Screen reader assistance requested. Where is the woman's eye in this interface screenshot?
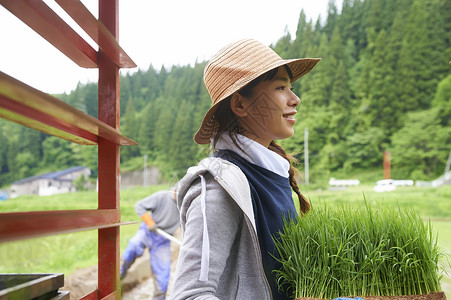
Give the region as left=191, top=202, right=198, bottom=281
left=278, top=86, right=286, bottom=91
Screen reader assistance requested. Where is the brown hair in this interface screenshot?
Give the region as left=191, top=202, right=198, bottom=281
left=212, top=66, right=310, bottom=215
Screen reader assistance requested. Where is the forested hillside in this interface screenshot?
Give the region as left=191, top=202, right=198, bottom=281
left=1, top=0, right=450, bottom=188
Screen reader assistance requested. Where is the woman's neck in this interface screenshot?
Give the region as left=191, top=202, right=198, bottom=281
left=214, top=133, right=290, bottom=178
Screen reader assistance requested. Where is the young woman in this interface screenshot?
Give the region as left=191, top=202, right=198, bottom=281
left=170, top=39, right=321, bottom=299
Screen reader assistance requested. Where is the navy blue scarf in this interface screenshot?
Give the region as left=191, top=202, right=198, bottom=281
left=215, top=150, right=297, bottom=300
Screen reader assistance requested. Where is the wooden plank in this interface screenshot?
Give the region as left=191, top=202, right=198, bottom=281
left=0, top=95, right=98, bottom=145
left=56, top=0, right=137, bottom=69
left=79, top=290, right=98, bottom=300
left=99, top=289, right=121, bottom=300
left=0, top=273, right=64, bottom=300
left=97, top=1, right=122, bottom=297
left=0, top=209, right=137, bottom=243
left=0, top=0, right=97, bottom=68
left=0, top=71, right=137, bottom=146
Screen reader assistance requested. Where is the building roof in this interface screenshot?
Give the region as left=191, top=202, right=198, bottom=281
left=12, top=166, right=89, bottom=185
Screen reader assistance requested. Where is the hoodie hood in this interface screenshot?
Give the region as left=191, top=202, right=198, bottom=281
left=176, top=157, right=255, bottom=229
left=175, top=156, right=256, bottom=282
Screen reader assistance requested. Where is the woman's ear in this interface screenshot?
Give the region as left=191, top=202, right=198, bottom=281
left=230, top=93, right=248, bottom=117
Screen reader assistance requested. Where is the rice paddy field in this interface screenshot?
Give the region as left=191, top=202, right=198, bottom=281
left=0, top=183, right=450, bottom=298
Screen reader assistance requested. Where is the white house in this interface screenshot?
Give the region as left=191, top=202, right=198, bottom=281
left=10, top=166, right=91, bottom=198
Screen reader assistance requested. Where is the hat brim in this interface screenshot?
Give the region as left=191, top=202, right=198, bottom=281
left=194, top=57, right=321, bottom=145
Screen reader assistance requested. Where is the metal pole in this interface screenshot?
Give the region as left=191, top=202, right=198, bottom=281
left=156, top=228, right=181, bottom=246
left=143, top=154, right=148, bottom=187
left=383, top=151, right=391, bottom=179
left=304, top=127, right=309, bottom=185
left=98, top=1, right=121, bottom=297
left=444, top=148, right=451, bottom=175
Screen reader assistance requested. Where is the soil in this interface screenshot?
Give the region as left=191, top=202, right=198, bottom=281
left=297, top=291, right=447, bottom=300
left=60, top=230, right=181, bottom=299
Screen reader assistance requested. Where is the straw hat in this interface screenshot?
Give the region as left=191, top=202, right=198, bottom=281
left=194, top=38, right=321, bottom=145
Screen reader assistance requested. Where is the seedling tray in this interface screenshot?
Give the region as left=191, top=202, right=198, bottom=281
left=0, top=273, right=68, bottom=300
left=296, top=291, right=447, bottom=300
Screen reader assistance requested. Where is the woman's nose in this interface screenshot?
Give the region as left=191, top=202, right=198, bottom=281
left=289, top=90, right=300, bottom=107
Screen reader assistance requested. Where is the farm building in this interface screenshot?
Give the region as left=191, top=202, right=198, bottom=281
left=10, top=166, right=91, bottom=198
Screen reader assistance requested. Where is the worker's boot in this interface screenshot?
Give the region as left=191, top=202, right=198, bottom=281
left=120, top=257, right=133, bottom=280
left=153, top=275, right=166, bottom=300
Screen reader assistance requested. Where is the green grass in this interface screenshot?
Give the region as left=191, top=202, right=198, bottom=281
left=0, top=184, right=450, bottom=298
left=302, top=184, right=451, bottom=219
left=0, top=184, right=169, bottom=275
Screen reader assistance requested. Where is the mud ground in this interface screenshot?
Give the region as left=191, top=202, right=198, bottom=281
left=61, top=230, right=180, bottom=299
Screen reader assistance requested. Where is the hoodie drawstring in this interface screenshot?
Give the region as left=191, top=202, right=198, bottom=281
left=199, top=174, right=210, bottom=281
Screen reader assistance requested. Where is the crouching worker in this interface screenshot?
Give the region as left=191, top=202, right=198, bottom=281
left=120, top=189, right=180, bottom=300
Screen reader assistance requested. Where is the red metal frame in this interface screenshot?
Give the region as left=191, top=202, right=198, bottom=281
left=0, top=71, right=136, bottom=145
left=0, top=1, right=136, bottom=299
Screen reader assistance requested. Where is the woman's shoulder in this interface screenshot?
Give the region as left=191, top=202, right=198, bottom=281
left=178, top=156, right=245, bottom=186
left=179, top=157, right=253, bottom=214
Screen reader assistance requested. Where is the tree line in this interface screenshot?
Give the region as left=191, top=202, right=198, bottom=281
left=0, top=0, right=450, bottom=188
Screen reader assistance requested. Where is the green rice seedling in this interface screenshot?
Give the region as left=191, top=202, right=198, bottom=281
left=273, top=199, right=446, bottom=299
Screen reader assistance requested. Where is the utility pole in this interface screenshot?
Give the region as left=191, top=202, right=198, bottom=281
left=383, top=151, right=391, bottom=179
left=143, top=154, right=148, bottom=187
left=444, top=148, right=451, bottom=175
left=305, top=127, right=309, bottom=185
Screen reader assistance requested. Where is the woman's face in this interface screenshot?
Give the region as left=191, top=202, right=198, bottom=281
left=237, top=67, right=300, bottom=147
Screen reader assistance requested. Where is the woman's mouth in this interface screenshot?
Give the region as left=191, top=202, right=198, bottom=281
left=283, top=112, right=296, bottom=120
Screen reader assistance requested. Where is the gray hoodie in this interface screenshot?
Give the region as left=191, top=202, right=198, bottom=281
left=170, top=157, right=272, bottom=300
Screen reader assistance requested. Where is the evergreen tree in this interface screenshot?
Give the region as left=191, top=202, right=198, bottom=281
left=367, top=29, right=400, bottom=134
left=137, top=102, right=158, bottom=157
left=338, top=0, right=366, bottom=53
left=71, top=144, right=97, bottom=177
left=323, top=0, right=338, bottom=39
left=344, top=127, right=385, bottom=171
left=396, top=0, right=434, bottom=111
left=425, top=0, right=451, bottom=93
left=169, top=101, right=197, bottom=174
left=143, top=65, right=161, bottom=101
left=293, top=10, right=309, bottom=57
left=84, top=83, right=98, bottom=117
left=121, top=96, right=141, bottom=160
left=301, top=33, right=331, bottom=107
left=120, top=73, right=132, bottom=111
left=1, top=0, right=450, bottom=184
left=328, top=28, right=352, bottom=140
left=365, top=0, right=385, bottom=33
left=291, top=12, right=315, bottom=94
left=432, top=74, right=451, bottom=126
left=153, top=97, right=176, bottom=158
left=0, top=126, right=8, bottom=181
left=391, top=108, right=451, bottom=179
left=273, top=27, right=292, bottom=59
left=41, top=136, right=77, bottom=171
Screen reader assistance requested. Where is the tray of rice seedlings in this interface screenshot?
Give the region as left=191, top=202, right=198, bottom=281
left=273, top=200, right=448, bottom=300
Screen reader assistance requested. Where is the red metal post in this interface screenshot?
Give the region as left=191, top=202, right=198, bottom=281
left=383, top=151, right=391, bottom=179
left=97, top=0, right=121, bottom=298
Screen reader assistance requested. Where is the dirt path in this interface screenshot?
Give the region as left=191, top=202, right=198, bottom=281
left=61, top=233, right=180, bottom=299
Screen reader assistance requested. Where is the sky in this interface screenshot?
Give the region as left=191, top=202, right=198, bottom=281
left=0, top=0, right=342, bottom=94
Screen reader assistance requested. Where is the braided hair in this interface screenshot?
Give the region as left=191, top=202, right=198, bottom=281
left=268, top=141, right=310, bottom=214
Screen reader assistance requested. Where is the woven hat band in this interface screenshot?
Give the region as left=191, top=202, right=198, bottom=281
left=204, top=39, right=282, bottom=104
